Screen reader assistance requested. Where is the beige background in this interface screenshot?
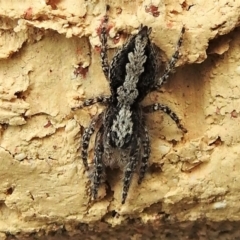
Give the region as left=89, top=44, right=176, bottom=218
left=0, top=0, right=240, bottom=239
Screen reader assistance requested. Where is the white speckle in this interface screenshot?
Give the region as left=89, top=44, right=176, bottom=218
left=212, top=201, right=227, bottom=209
left=159, top=145, right=171, bottom=155
left=65, top=120, right=78, bottom=132
left=15, top=153, right=26, bottom=161
left=236, top=66, right=240, bottom=75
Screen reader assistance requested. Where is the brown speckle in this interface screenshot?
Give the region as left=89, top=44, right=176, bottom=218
left=6, top=187, right=14, bottom=195
left=145, top=5, right=160, bottom=17
left=116, top=7, right=122, bottom=14
left=46, top=0, right=60, bottom=10
left=74, top=63, right=89, bottom=78
left=24, top=7, right=33, bottom=20
left=44, top=120, right=52, bottom=128
left=231, top=110, right=238, bottom=118
left=113, top=32, right=121, bottom=44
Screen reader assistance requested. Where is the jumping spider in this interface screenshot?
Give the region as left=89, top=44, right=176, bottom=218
left=73, top=16, right=187, bottom=204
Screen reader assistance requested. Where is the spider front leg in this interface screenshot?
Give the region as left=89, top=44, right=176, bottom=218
left=155, top=27, right=185, bottom=89
left=72, top=96, right=111, bottom=110
left=92, top=126, right=105, bottom=200
left=100, top=15, right=109, bottom=79
left=122, top=137, right=141, bottom=204
left=143, top=103, right=187, bottom=133
left=138, top=123, right=150, bottom=184
left=81, top=112, right=104, bottom=170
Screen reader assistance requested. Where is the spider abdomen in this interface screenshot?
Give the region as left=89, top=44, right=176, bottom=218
left=110, top=26, right=158, bottom=104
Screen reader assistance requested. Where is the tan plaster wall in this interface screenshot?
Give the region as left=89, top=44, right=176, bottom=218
left=1, top=0, right=240, bottom=239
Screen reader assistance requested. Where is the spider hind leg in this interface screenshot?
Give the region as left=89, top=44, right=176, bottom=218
left=138, top=123, right=151, bottom=184
left=92, top=125, right=105, bottom=200
left=81, top=113, right=104, bottom=170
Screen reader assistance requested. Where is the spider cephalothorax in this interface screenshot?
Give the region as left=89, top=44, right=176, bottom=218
left=73, top=16, right=187, bottom=204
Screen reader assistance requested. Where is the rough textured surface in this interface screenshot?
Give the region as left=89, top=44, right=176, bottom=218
left=1, top=0, right=240, bottom=239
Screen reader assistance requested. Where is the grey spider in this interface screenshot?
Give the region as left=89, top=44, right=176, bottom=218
left=73, top=16, right=187, bottom=204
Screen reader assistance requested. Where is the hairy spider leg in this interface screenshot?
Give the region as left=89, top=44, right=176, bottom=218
left=122, top=137, right=141, bottom=204
left=100, top=15, right=109, bottom=79
left=72, top=96, right=111, bottom=110
left=138, top=122, right=151, bottom=184
left=92, top=125, right=105, bottom=200
left=81, top=113, right=104, bottom=170
left=102, top=139, right=113, bottom=167
left=143, top=103, right=187, bottom=133
left=155, top=27, right=185, bottom=89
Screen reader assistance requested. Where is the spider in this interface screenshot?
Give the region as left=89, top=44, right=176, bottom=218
left=73, top=16, right=187, bottom=204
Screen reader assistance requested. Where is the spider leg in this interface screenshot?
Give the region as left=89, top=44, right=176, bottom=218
left=72, top=96, right=111, bottom=110
left=104, top=144, right=113, bottom=167
left=122, top=137, right=141, bottom=204
left=81, top=112, right=104, bottom=170
left=143, top=103, right=187, bottom=133
left=155, top=27, right=185, bottom=89
left=100, top=15, right=109, bottom=79
left=92, top=125, right=105, bottom=200
left=138, top=122, right=150, bottom=184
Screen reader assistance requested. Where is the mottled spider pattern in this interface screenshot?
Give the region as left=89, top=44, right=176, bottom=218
left=73, top=16, right=187, bottom=204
